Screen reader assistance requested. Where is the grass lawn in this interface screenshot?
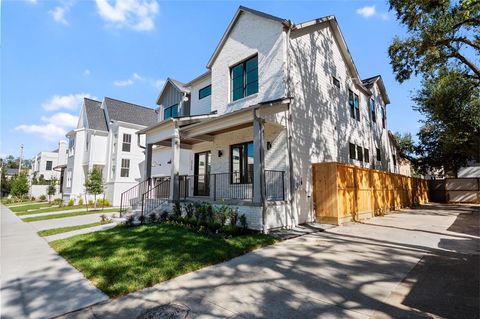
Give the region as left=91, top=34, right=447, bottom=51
left=9, top=203, right=52, bottom=212
left=22, top=208, right=119, bottom=222
left=37, top=221, right=113, bottom=237
left=16, top=205, right=103, bottom=216
left=50, top=224, right=277, bottom=297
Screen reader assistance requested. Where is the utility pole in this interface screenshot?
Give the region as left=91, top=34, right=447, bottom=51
left=18, top=144, right=24, bottom=174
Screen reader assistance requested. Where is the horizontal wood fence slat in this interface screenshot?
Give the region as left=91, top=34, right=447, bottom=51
left=312, top=162, right=429, bottom=225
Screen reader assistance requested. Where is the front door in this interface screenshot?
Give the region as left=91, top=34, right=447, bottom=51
left=194, top=151, right=211, bottom=196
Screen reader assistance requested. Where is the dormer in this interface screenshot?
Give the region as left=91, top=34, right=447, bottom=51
left=156, top=78, right=190, bottom=121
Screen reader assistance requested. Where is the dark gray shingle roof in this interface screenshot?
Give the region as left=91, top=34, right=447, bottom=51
left=361, top=75, right=381, bottom=89
left=103, top=97, right=157, bottom=127
left=84, top=98, right=108, bottom=131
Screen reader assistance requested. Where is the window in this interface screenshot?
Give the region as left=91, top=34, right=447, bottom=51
left=376, top=148, right=381, bottom=161
left=393, top=155, right=397, bottom=166
left=68, top=138, right=75, bottom=149
left=199, top=85, right=211, bottom=99
left=332, top=76, right=340, bottom=88
left=46, top=161, right=53, bottom=171
left=231, top=55, right=258, bottom=102
left=381, top=106, right=386, bottom=128
left=164, top=104, right=178, bottom=120
left=364, top=148, right=370, bottom=163
left=357, top=145, right=363, bottom=162
left=349, top=143, right=356, bottom=160
left=120, top=159, right=130, bottom=177
left=230, top=142, right=254, bottom=184
left=370, top=99, right=376, bottom=122
left=348, top=90, right=360, bottom=121
left=66, top=170, right=72, bottom=187
left=122, top=134, right=131, bottom=152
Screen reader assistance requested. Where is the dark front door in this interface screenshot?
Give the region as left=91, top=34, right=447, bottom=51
left=194, top=151, right=211, bottom=196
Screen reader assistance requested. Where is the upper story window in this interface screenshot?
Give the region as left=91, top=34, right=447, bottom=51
left=199, top=85, right=212, bottom=99
left=376, top=148, right=381, bottom=161
left=122, top=134, right=131, bottom=152
left=381, top=106, right=386, bottom=129
left=370, top=98, right=376, bottom=122
left=231, top=55, right=258, bottom=102
left=332, top=76, right=340, bottom=88
left=356, top=145, right=363, bottom=162
left=164, top=104, right=178, bottom=120
left=46, top=161, right=53, bottom=171
left=364, top=148, right=370, bottom=163
left=393, top=155, right=397, bottom=166
left=230, top=142, right=254, bottom=184
left=349, top=143, right=356, bottom=160
left=120, top=159, right=130, bottom=177
left=348, top=90, right=360, bottom=121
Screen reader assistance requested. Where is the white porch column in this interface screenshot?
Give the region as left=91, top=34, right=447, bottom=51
left=170, top=123, right=180, bottom=201
left=253, top=112, right=265, bottom=204
left=145, top=143, right=153, bottom=181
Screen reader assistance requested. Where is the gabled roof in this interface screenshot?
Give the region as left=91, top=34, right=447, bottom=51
left=103, top=97, right=157, bottom=127
left=362, top=75, right=390, bottom=105
left=84, top=98, right=108, bottom=131
left=156, top=78, right=189, bottom=105
left=207, top=6, right=290, bottom=68
left=184, top=70, right=211, bottom=86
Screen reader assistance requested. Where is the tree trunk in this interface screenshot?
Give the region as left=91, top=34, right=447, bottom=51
left=94, top=194, right=97, bottom=209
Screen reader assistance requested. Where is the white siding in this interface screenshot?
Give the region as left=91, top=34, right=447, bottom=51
left=189, top=76, right=212, bottom=116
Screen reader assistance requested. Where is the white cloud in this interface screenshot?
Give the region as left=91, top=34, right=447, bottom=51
left=153, top=79, right=165, bottom=90
left=15, top=112, right=79, bottom=141
left=356, top=5, right=376, bottom=18
left=113, top=79, right=134, bottom=87
left=356, top=5, right=389, bottom=20
left=50, top=6, right=69, bottom=25
left=24, top=0, right=37, bottom=3
left=83, top=69, right=91, bottom=76
left=132, top=73, right=143, bottom=80
left=42, top=93, right=96, bottom=111
left=95, top=0, right=159, bottom=31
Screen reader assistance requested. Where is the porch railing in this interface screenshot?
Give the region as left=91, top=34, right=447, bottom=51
left=177, top=170, right=285, bottom=202
left=119, top=178, right=152, bottom=216
left=141, top=177, right=170, bottom=216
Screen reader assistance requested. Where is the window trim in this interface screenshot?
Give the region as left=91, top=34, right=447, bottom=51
left=230, top=141, right=254, bottom=184
left=46, top=160, right=53, bottom=171
left=356, top=145, right=363, bottom=162
left=332, top=76, right=340, bottom=88
left=198, top=85, right=212, bottom=100
left=364, top=148, right=370, bottom=163
left=370, top=98, right=376, bottom=123
left=120, top=158, right=130, bottom=178
left=122, top=133, right=131, bottom=152
left=230, top=55, right=258, bottom=102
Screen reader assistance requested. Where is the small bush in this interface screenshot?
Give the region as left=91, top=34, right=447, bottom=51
left=88, top=200, right=94, bottom=206
left=30, top=196, right=36, bottom=201
left=184, top=203, right=195, bottom=219
left=53, top=198, right=64, bottom=207
left=3, top=198, right=12, bottom=204
left=39, top=195, right=47, bottom=201
left=159, top=211, right=169, bottom=223
left=239, top=214, right=248, bottom=230
left=99, top=214, right=111, bottom=223
left=78, top=198, right=84, bottom=206
left=229, top=208, right=239, bottom=226
left=215, top=204, right=229, bottom=226
left=125, top=215, right=135, bottom=227
left=148, top=212, right=157, bottom=223
left=138, top=214, right=146, bottom=224
left=173, top=201, right=182, bottom=219
left=67, top=199, right=74, bottom=206
left=96, top=198, right=110, bottom=207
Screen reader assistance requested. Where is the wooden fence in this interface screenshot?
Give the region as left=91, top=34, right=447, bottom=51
left=312, top=162, right=429, bottom=225
left=429, top=178, right=479, bottom=203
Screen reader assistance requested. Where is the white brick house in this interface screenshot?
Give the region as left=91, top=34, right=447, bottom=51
left=134, top=6, right=400, bottom=231
left=62, top=97, right=156, bottom=206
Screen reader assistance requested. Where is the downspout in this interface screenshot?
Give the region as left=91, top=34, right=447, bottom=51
left=285, top=22, right=296, bottom=228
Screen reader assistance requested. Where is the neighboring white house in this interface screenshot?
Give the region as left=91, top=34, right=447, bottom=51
left=134, top=6, right=400, bottom=231
left=30, top=140, right=68, bottom=183
left=62, top=97, right=157, bottom=206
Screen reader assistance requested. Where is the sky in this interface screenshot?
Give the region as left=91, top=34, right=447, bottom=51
left=1, top=0, right=423, bottom=159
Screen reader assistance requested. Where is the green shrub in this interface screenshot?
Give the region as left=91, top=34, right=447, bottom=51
left=215, top=204, right=229, bottom=226
left=173, top=201, right=182, bottom=219
left=96, top=198, right=110, bottom=207
left=125, top=215, right=135, bottom=227
left=78, top=198, right=84, bottom=206
left=239, top=214, right=248, bottom=230
left=148, top=212, right=157, bottom=223
left=99, top=214, right=110, bottom=223
left=229, top=208, right=239, bottom=226
left=39, top=195, right=47, bottom=201
left=88, top=200, right=94, bottom=206
left=184, top=203, right=194, bottom=219
left=159, top=211, right=169, bottom=223
left=67, top=199, right=74, bottom=206
left=138, top=215, right=146, bottom=224
left=30, top=196, right=36, bottom=201
left=53, top=198, right=64, bottom=207
left=3, top=198, right=13, bottom=204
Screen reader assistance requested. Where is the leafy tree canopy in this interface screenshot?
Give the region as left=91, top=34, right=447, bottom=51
left=10, top=172, right=29, bottom=197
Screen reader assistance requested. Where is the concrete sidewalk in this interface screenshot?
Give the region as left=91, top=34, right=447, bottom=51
left=44, top=223, right=117, bottom=242
left=0, top=205, right=108, bottom=319
left=58, top=203, right=479, bottom=319
left=28, top=212, right=116, bottom=231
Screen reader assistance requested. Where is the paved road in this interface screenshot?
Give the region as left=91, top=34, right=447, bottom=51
left=0, top=205, right=108, bottom=319
left=59, top=203, right=479, bottom=319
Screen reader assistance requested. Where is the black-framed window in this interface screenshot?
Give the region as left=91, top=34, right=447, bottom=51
left=164, top=104, right=178, bottom=120
left=122, top=134, right=131, bottom=152
left=376, top=148, right=381, bottom=161
left=120, top=159, right=130, bottom=177
left=332, top=76, right=340, bottom=88
left=46, top=161, right=53, bottom=171
left=364, top=148, right=370, bottom=163
left=349, top=143, right=356, bottom=160
left=199, top=85, right=211, bottom=99
left=354, top=94, right=360, bottom=121
left=370, top=98, right=376, bottom=122
left=230, top=142, right=254, bottom=184
left=357, top=145, right=363, bottom=162
left=393, top=155, right=397, bottom=166
left=231, top=55, right=258, bottom=102
left=348, top=90, right=360, bottom=121
left=381, top=106, right=386, bottom=128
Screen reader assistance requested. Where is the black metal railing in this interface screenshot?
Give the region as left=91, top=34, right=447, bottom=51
left=177, top=170, right=285, bottom=202
left=120, top=178, right=152, bottom=216
left=141, top=178, right=170, bottom=216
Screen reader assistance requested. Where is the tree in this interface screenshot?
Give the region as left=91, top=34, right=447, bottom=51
left=414, top=68, right=480, bottom=176
left=10, top=172, right=29, bottom=197
left=47, top=178, right=57, bottom=203
left=31, top=172, right=38, bottom=185
left=1, top=169, right=11, bottom=197
left=393, top=132, right=416, bottom=161
left=85, top=168, right=103, bottom=209
left=388, top=0, right=480, bottom=83
left=38, top=174, right=46, bottom=185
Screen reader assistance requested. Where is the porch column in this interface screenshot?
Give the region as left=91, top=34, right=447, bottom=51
left=145, top=143, right=153, bottom=181
left=253, top=113, right=265, bottom=204
left=170, top=123, right=180, bottom=201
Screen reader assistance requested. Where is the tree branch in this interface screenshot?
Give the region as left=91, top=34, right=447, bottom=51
left=446, top=44, right=480, bottom=79
left=450, top=37, right=480, bottom=51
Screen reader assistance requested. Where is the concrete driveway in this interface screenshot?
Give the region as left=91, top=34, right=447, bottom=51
left=59, top=203, right=479, bottom=319
left=0, top=205, right=108, bottom=319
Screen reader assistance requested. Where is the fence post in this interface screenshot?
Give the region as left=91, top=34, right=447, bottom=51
left=282, top=171, right=285, bottom=201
